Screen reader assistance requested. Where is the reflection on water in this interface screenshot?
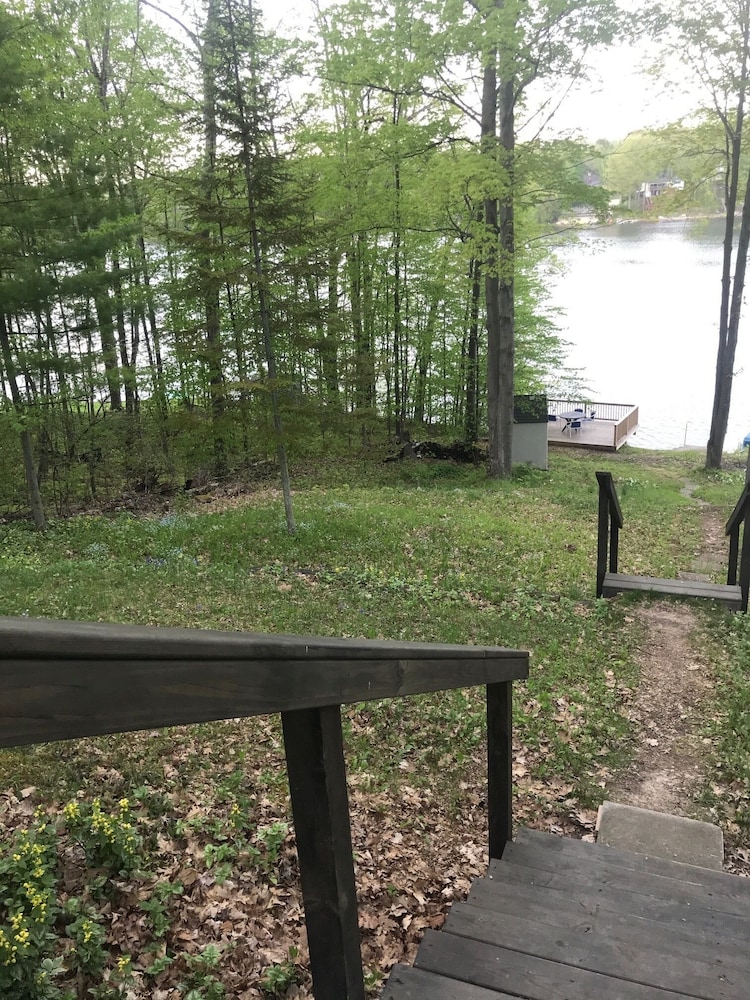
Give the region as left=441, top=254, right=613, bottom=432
left=547, top=218, right=750, bottom=451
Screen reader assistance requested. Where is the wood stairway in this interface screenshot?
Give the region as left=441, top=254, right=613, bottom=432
left=382, top=828, right=750, bottom=999
left=596, top=472, right=750, bottom=613
left=602, top=572, right=743, bottom=611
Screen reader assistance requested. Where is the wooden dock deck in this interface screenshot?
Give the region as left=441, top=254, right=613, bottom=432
left=383, top=827, right=750, bottom=1000
left=548, top=417, right=623, bottom=450
left=547, top=399, right=639, bottom=451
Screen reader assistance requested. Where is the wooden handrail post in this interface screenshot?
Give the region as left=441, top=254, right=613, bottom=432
left=487, top=681, right=513, bottom=860
left=740, top=511, right=750, bottom=613
left=596, top=476, right=610, bottom=597
left=282, top=706, right=365, bottom=1000
left=610, top=516, right=620, bottom=574
left=728, top=527, right=740, bottom=586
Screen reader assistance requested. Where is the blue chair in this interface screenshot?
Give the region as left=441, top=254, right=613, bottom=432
left=571, top=419, right=581, bottom=433
left=548, top=414, right=557, bottom=422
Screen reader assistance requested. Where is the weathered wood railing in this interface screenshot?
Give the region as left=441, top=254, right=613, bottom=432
left=0, top=615, right=529, bottom=1000
left=548, top=398, right=638, bottom=424
left=613, top=405, right=640, bottom=450
left=596, top=472, right=745, bottom=611
left=726, top=482, right=750, bottom=612
left=596, top=470, right=623, bottom=597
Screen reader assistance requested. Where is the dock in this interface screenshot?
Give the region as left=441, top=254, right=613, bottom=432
left=383, top=827, right=750, bottom=1000
left=547, top=399, right=639, bottom=451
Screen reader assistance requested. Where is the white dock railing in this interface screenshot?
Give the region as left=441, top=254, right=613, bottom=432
left=547, top=399, right=639, bottom=450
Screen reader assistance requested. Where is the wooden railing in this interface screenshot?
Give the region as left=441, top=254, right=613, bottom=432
left=548, top=399, right=638, bottom=424
left=596, top=470, right=623, bottom=597
left=0, top=616, right=529, bottom=1000
left=726, top=482, right=750, bottom=613
left=614, top=406, right=640, bottom=449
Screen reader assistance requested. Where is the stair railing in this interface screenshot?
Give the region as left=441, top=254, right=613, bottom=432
left=0, top=615, right=529, bottom=1000
left=726, top=482, right=750, bottom=613
left=596, top=471, right=624, bottom=598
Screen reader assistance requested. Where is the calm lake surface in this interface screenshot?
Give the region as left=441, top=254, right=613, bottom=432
left=547, top=218, right=750, bottom=451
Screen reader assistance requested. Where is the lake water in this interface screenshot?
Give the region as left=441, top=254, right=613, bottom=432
left=546, top=218, right=750, bottom=451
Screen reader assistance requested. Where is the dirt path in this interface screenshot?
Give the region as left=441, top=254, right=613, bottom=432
left=608, top=600, right=712, bottom=815
left=607, top=492, right=728, bottom=820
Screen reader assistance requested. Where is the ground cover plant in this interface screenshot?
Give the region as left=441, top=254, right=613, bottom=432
left=0, top=446, right=747, bottom=997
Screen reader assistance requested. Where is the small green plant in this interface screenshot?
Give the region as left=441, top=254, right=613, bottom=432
left=179, top=944, right=225, bottom=999
left=363, top=966, right=383, bottom=992
left=64, top=898, right=107, bottom=975
left=256, top=822, right=288, bottom=872
left=260, top=947, right=300, bottom=997
left=0, top=819, right=62, bottom=999
left=139, top=881, right=184, bottom=938
left=64, top=797, right=142, bottom=874
left=86, top=954, right=135, bottom=999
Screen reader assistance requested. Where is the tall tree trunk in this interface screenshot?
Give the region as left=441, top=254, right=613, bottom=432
left=94, top=283, right=123, bottom=411
left=482, top=0, right=514, bottom=479
left=0, top=313, right=46, bottom=530
left=226, top=0, right=295, bottom=534
left=496, top=68, right=515, bottom=474
left=706, top=4, right=750, bottom=468
left=202, top=0, right=227, bottom=478
left=393, top=199, right=403, bottom=435
left=350, top=233, right=376, bottom=431
left=465, top=255, right=481, bottom=444
left=708, top=166, right=750, bottom=466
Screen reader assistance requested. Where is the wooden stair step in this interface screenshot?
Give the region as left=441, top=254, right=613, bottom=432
left=478, top=858, right=750, bottom=932
left=515, top=828, right=747, bottom=894
left=444, top=899, right=747, bottom=999
left=459, top=877, right=750, bottom=971
left=382, top=827, right=750, bottom=1000
left=382, top=964, right=516, bottom=999
left=602, top=573, right=742, bottom=608
left=413, top=929, right=695, bottom=999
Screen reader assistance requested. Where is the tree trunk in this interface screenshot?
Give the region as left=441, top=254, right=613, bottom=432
left=706, top=6, right=750, bottom=468
left=226, top=0, right=295, bottom=534
left=465, top=255, right=481, bottom=445
left=94, top=284, right=123, bottom=411
left=0, top=313, right=46, bottom=530
left=202, top=0, right=227, bottom=479
left=496, top=69, right=515, bottom=476
left=324, top=251, right=341, bottom=401
left=480, top=0, right=514, bottom=479
left=708, top=164, right=750, bottom=467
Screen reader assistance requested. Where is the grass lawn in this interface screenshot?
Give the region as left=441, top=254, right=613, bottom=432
left=1, top=445, right=749, bottom=998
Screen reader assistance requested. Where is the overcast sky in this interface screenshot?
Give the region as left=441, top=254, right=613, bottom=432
left=271, top=0, right=699, bottom=143
left=525, top=43, right=698, bottom=142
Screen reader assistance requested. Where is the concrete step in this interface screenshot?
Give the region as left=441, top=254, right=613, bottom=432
left=596, top=800, right=724, bottom=870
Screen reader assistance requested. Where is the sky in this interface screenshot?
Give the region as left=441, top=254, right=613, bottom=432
left=524, top=43, right=698, bottom=142
left=150, top=0, right=701, bottom=144
left=272, top=0, right=699, bottom=144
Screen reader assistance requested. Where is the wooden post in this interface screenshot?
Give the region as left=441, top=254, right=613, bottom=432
left=740, top=512, right=750, bottom=613
left=487, top=681, right=513, bottom=860
left=596, top=476, right=610, bottom=597
left=610, top=518, right=619, bottom=574
left=728, top=527, right=740, bottom=586
left=282, top=706, right=365, bottom=1000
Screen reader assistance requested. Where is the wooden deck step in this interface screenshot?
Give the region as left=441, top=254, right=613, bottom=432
left=381, top=829, right=750, bottom=1000
left=514, top=827, right=747, bottom=892
left=602, top=572, right=742, bottom=609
